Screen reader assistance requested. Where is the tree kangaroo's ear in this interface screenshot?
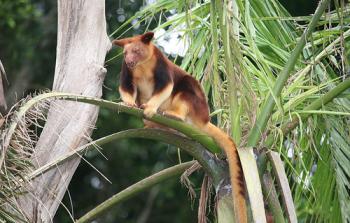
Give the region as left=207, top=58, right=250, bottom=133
left=141, top=32, right=154, bottom=44
left=112, top=38, right=128, bottom=47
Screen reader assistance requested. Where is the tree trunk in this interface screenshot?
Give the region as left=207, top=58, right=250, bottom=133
left=17, top=0, right=111, bottom=222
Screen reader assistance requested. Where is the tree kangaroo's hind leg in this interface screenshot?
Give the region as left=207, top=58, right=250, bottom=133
left=143, top=93, right=189, bottom=132
left=162, top=93, right=189, bottom=121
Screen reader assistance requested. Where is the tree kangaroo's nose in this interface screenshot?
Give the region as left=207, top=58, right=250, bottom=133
left=126, top=60, right=136, bottom=69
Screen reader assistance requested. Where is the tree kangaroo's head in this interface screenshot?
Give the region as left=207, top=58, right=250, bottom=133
left=113, top=32, right=154, bottom=70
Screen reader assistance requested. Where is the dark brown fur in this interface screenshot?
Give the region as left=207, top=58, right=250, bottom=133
left=120, top=61, right=134, bottom=94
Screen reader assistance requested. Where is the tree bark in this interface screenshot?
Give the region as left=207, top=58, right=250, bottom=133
left=17, top=0, right=111, bottom=222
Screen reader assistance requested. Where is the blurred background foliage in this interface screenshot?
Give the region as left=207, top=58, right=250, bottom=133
left=0, top=0, right=347, bottom=222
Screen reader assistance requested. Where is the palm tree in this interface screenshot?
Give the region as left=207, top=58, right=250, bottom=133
left=1, top=0, right=349, bottom=222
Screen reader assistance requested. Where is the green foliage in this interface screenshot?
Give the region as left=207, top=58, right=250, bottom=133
left=0, top=0, right=39, bottom=29
left=112, top=0, right=350, bottom=222
left=0, top=0, right=57, bottom=107
left=1, top=0, right=350, bottom=222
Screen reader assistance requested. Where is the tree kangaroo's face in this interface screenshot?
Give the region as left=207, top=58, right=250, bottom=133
left=122, top=42, right=151, bottom=69
left=113, top=32, right=154, bottom=70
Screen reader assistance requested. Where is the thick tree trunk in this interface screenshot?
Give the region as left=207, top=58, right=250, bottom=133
left=17, top=0, right=111, bottom=222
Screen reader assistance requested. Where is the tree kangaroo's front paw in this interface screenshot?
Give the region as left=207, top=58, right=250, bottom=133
left=141, top=104, right=157, bottom=118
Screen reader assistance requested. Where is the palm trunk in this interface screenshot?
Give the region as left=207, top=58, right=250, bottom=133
left=16, top=1, right=110, bottom=221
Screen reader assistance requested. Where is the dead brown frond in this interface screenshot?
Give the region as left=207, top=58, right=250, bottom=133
left=0, top=91, right=51, bottom=222
left=180, top=161, right=201, bottom=203
left=198, top=175, right=212, bottom=223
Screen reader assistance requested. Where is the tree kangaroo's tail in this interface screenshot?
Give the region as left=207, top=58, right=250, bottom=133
left=203, top=122, right=247, bottom=223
